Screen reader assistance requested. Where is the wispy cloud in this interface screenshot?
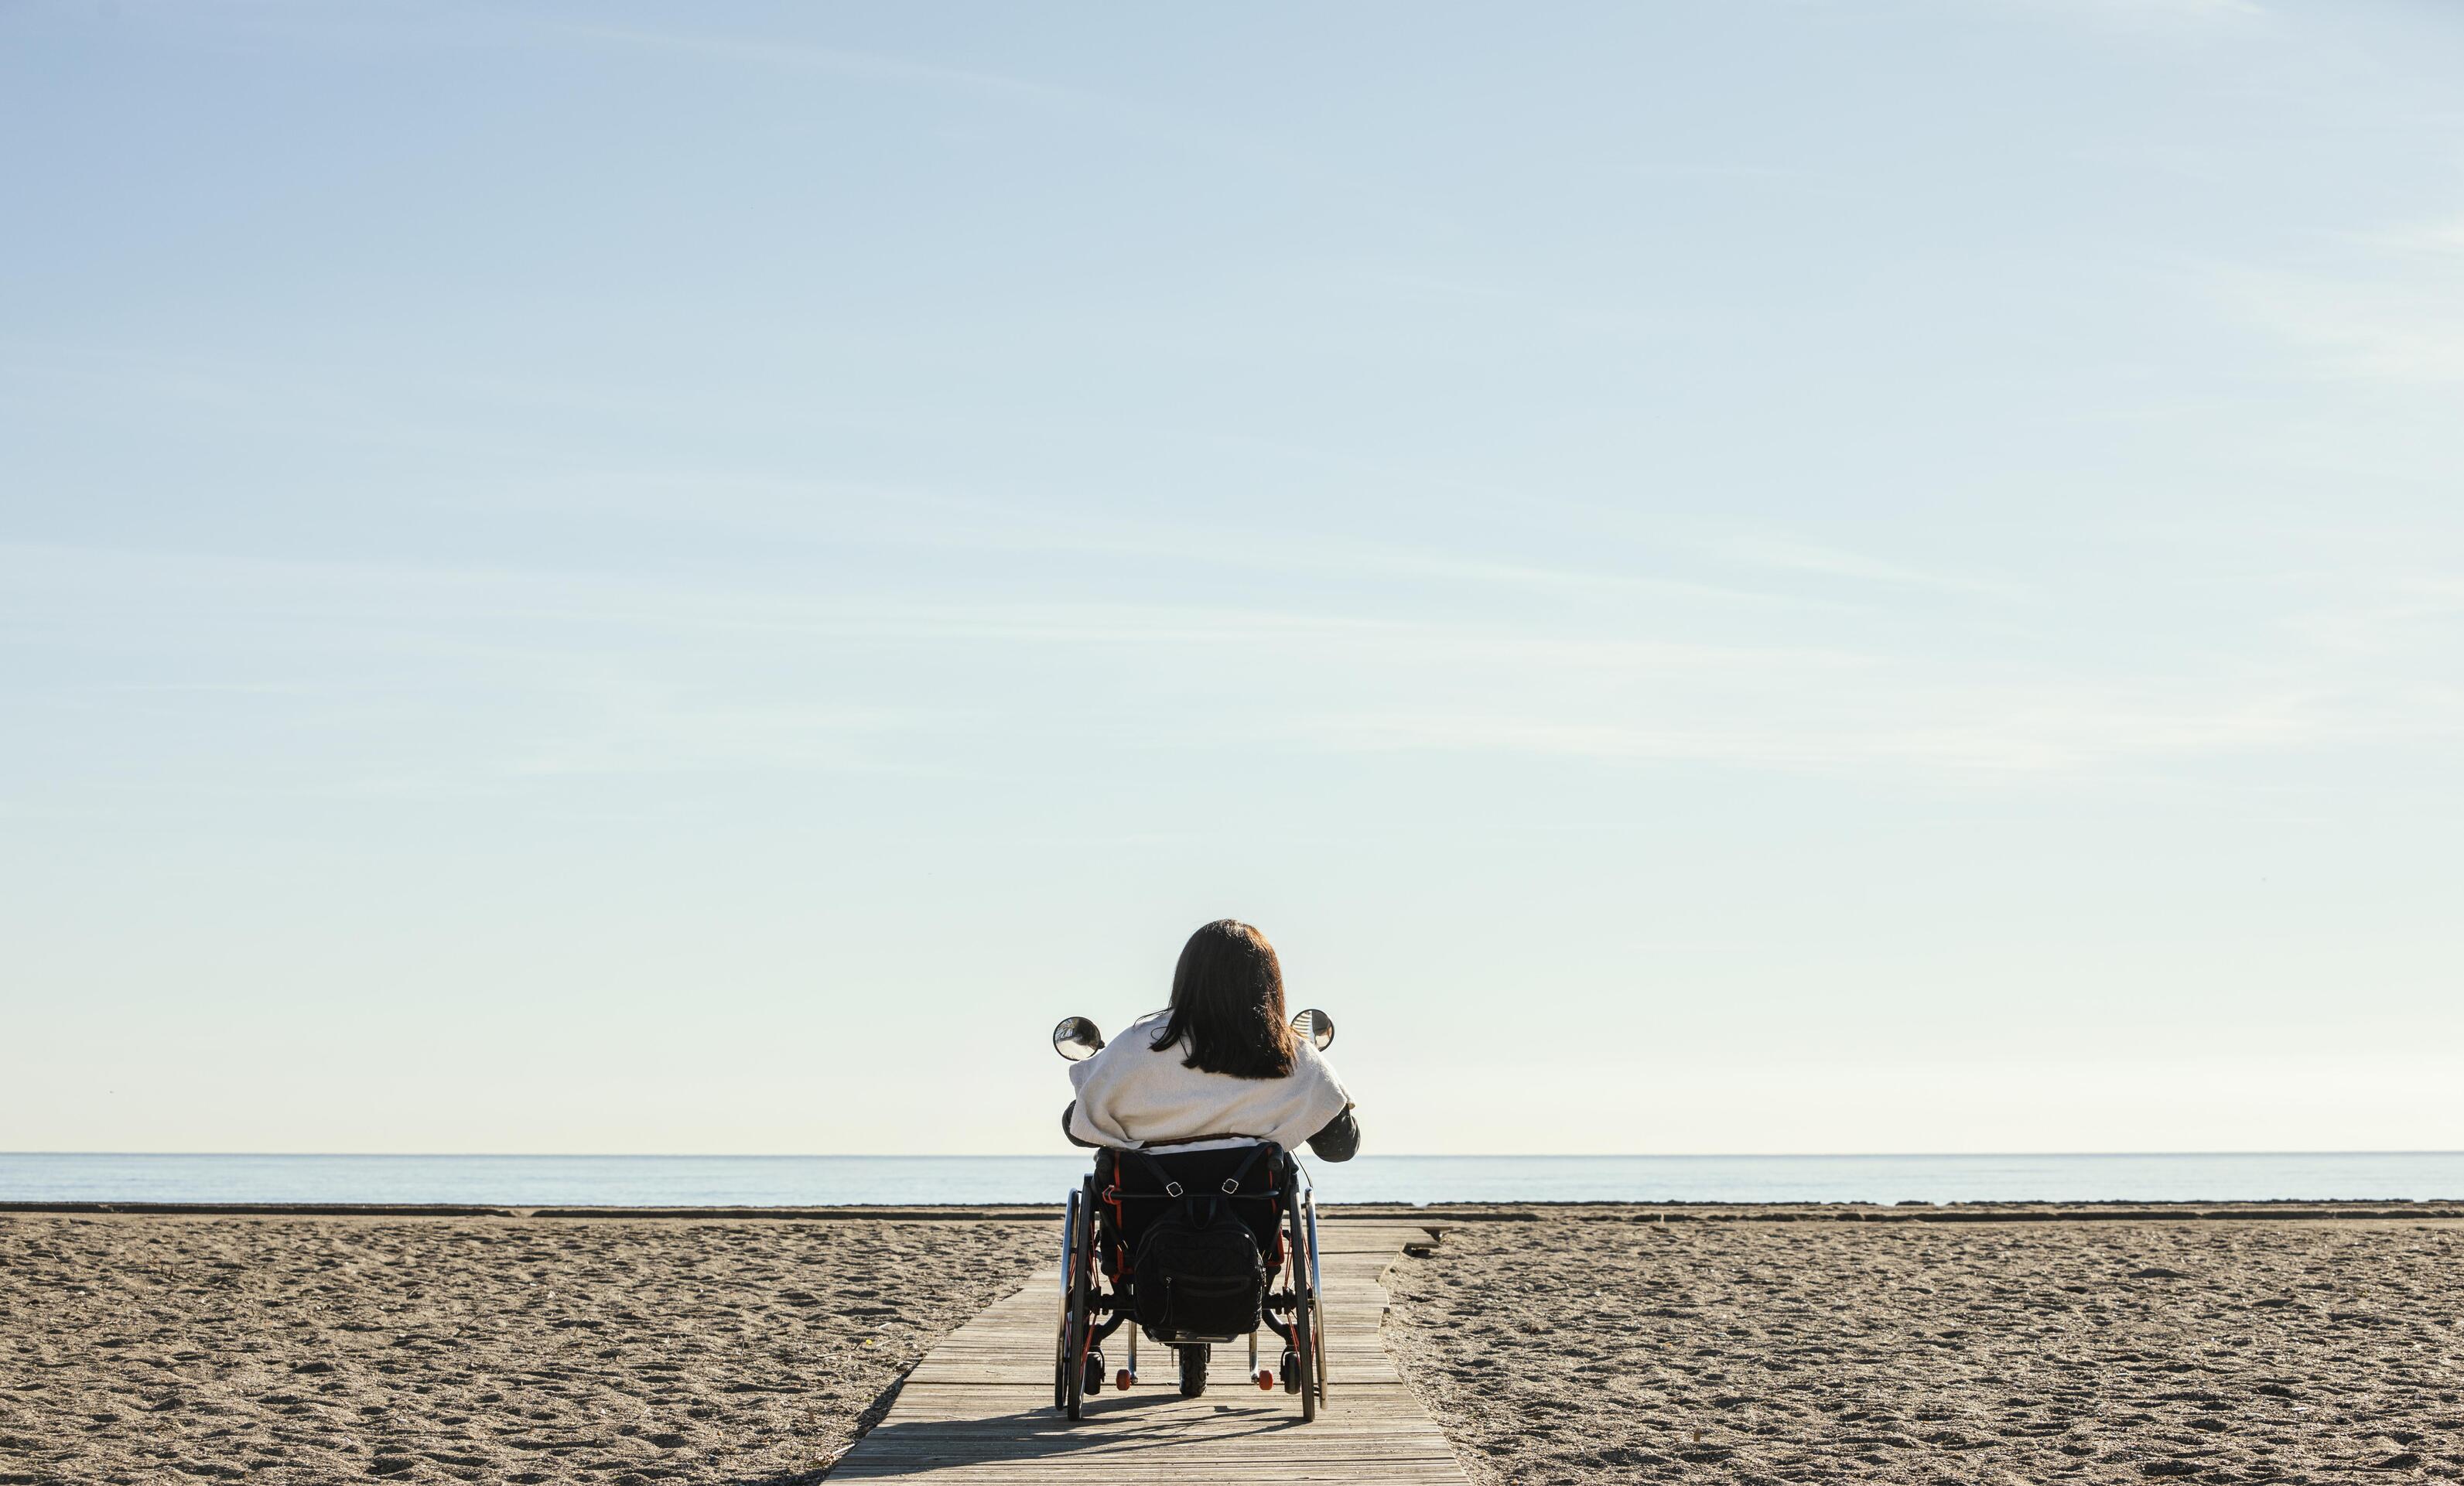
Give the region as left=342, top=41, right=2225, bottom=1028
left=1706, top=533, right=2025, bottom=599
left=2209, top=214, right=2464, bottom=389
left=1280, top=682, right=2366, bottom=774
left=545, top=21, right=1098, bottom=109
left=0, top=341, right=466, bottom=451
left=9, top=536, right=2455, bottom=794
left=2004, top=0, right=2266, bottom=32
left=496, top=700, right=941, bottom=781
left=429, top=470, right=1835, bottom=613
left=2353, top=217, right=2464, bottom=258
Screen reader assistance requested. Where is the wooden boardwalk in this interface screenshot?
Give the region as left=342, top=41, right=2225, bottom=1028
left=832, top=1221, right=1470, bottom=1484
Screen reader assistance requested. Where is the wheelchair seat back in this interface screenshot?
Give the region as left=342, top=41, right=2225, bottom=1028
left=1096, top=1143, right=1286, bottom=1342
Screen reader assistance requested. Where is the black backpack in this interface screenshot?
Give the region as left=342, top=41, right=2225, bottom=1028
left=1126, top=1146, right=1273, bottom=1339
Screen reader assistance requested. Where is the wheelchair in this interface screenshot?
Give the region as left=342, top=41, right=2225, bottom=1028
left=1052, top=1140, right=1327, bottom=1422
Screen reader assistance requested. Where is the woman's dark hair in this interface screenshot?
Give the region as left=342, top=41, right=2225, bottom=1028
left=1150, top=919, right=1296, bottom=1079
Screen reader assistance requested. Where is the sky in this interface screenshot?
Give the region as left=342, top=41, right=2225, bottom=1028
left=4, top=0, right=2462, bottom=1156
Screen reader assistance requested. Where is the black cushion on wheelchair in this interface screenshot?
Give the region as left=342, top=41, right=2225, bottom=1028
left=1095, top=1144, right=1286, bottom=1258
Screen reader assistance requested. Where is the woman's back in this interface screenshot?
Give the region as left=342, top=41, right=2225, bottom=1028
left=1066, top=1009, right=1352, bottom=1152
left=1061, top=919, right=1361, bottom=1160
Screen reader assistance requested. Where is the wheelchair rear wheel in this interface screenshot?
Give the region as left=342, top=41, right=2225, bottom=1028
left=1304, top=1191, right=1328, bottom=1407
left=1052, top=1185, right=1076, bottom=1410
left=1056, top=1177, right=1098, bottom=1419
left=1284, top=1172, right=1319, bottom=1420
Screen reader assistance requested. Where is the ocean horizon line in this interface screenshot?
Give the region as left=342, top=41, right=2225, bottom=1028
left=9, top=1148, right=2463, bottom=1160
left=15, top=1151, right=2461, bottom=1208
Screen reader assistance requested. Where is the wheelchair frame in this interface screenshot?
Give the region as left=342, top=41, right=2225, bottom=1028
left=1052, top=1144, right=1327, bottom=1423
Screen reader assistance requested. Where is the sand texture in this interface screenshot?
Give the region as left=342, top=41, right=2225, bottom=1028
left=12, top=1208, right=2462, bottom=1486
left=0, top=1214, right=1044, bottom=1485
left=1384, top=1214, right=2464, bottom=1484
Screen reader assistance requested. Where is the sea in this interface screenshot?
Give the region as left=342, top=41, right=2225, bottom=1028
left=4, top=1151, right=2460, bottom=1208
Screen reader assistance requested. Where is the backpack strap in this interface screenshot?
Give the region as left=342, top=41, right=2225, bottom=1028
left=1123, top=1148, right=1188, bottom=1198
left=1123, top=1142, right=1278, bottom=1211
left=1215, top=1142, right=1273, bottom=1196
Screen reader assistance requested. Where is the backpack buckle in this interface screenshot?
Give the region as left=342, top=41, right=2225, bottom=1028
left=1164, top=1181, right=1184, bottom=1198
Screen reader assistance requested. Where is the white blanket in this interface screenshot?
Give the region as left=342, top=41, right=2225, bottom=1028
left=1066, top=1010, right=1353, bottom=1153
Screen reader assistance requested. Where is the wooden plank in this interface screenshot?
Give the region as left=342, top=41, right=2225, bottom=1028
left=829, top=1220, right=1468, bottom=1484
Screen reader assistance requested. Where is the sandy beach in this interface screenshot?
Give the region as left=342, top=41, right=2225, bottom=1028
left=8, top=1208, right=2462, bottom=1485
left=1386, top=1211, right=2464, bottom=1484
left=0, top=1213, right=1044, bottom=1484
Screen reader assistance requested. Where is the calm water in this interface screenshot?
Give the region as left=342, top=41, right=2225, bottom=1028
left=5, top=1152, right=2460, bottom=1207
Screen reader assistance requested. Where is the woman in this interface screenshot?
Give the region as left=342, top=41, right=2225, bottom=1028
left=1062, top=919, right=1359, bottom=1161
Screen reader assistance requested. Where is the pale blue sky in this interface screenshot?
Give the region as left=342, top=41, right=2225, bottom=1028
left=5, top=0, right=2460, bottom=1155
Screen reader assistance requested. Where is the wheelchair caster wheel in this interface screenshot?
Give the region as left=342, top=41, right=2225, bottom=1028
left=1256, top=1368, right=1274, bottom=1390
left=1082, top=1348, right=1106, bottom=1398
left=1116, top=1368, right=1134, bottom=1392
left=1281, top=1348, right=1301, bottom=1394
